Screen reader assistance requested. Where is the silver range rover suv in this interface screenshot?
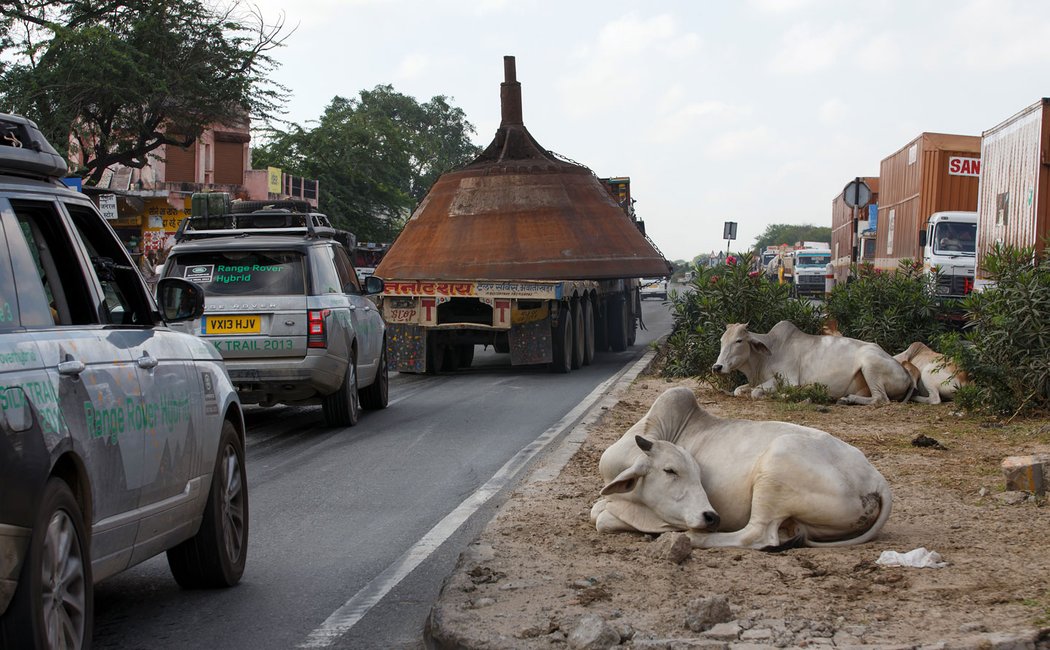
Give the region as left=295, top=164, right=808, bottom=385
left=0, top=113, right=247, bottom=650
left=162, top=204, right=388, bottom=427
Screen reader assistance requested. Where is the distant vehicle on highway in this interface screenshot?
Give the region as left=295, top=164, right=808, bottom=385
left=639, top=278, right=668, bottom=300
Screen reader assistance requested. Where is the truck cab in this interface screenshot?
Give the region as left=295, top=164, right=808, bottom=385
left=792, top=248, right=831, bottom=296
left=920, top=211, right=977, bottom=299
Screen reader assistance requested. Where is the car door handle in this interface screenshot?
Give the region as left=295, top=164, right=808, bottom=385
left=137, top=353, right=159, bottom=370
left=57, top=356, right=85, bottom=376
left=363, top=305, right=372, bottom=312
left=348, top=305, right=357, bottom=311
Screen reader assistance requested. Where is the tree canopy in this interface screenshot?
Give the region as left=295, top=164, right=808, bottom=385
left=252, top=86, right=481, bottom=242
left=752, top=223, right=832, bottom=252
left=0, top=0, right=289, bottom=182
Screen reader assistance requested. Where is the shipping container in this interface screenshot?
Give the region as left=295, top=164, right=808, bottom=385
left=830, top=177, right=879, bottom=282
left=874, top=133, right=981, bottom=270
left=975, top=98, right=1050, bottom=282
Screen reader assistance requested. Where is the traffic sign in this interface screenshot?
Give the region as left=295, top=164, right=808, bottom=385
left=842, top=179, right=872, bottom=209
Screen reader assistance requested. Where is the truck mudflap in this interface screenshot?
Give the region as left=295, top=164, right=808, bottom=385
left=509, top=317, right=552, bottom=366
left=387, top=323, right=426, bottom=373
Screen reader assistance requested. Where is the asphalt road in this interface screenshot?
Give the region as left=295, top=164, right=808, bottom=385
left=91, top=297, right=675, bottom=650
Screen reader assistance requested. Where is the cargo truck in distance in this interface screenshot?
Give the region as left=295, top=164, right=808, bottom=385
left=874, top=132, right=981, bottom=300
left=792, top=246, right=831, bottom=297
left=373, top=56, right=671, bottom=374
left=918, top=211, right=977, bottom=298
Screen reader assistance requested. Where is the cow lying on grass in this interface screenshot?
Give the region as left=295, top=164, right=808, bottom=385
left=590, top=387, right=892, bottom=550
left=894, top=341, right=967, bottom=404
left=712, top=321, right=914, bottom=405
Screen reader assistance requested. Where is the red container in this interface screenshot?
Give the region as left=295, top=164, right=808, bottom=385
left=874, top=133, right=981, bottom=270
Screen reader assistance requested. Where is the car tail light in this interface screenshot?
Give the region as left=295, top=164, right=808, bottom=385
left=308, top=309, right=330, bottom=348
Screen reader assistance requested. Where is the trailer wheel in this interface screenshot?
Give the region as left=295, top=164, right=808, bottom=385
left=456, top=344, right=474, bottom=369
left=570, top=300, right=585, bottom=370
left=582, top=298, right=595, bottom=365
left=550, top=306, right=572, bottom=373
left=608, top=294, right=628, bottom=352
left=426, top=337, right=446, bottom=375
left=594, top=300, right=608, bottom=352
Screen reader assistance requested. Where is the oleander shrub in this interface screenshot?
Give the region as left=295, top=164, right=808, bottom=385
left=941, top=244, right=1050, bottom=417
left=663, top=252, right=822, bottom=388
left=824, top=259, right=948, bottom=355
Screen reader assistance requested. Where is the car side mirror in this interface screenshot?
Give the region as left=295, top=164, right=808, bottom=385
left=364, top=275, right=384, bottom=295
left=156, top=277, right=205, bottom=322
left=918, top=230, right=927, bottom=247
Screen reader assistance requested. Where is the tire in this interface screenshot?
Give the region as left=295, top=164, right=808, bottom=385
left=609, top=294, right=628, bottom=352
left=426, top=336, right=446, bottom=375
left=167, top=420, right=248, bottom=588
left=359, top=342, right=389, bottom=410
left=230, top=199, right=311, bottom=214
left=570, top=301, right=585, bottom=370
left=582, top=298, right=595, bottom=366
left=1, top=479, right=92, bottom=650
left=456, top=344, right=475, bottom=369
left=323, top=350, right=361, bottom=426
left=550, top=305, right=572, bottom=373
left=594, top=300, right=609, bottom=352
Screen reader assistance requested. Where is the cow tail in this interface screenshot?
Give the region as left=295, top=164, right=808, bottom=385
left=804, top=481, right=893, bottom=548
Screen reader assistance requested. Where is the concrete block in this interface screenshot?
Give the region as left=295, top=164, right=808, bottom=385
left=1000, top=454, right=1050, bottom=495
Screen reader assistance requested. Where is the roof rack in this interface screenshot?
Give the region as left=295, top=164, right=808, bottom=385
left=174, top=207, right=338, bottom=243
left=0, top=113, right=69, bottom=179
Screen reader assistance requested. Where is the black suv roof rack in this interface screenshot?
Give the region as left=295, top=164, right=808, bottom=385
left=0, top=113, right=69, bottom=179
left=174, top=207, right=338, bottom=243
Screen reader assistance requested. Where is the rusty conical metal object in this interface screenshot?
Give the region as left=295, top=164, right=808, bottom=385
left=374, top=56, right=671, bottom=282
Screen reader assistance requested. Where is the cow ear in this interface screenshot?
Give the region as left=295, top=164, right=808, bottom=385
left=750, top=340, right=771, bottom=356
left=600, top=459, right=649, bottom=496
left=635, top=435, right=654, bottom=453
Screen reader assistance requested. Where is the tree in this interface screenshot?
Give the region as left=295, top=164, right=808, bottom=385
left=752, top=223, right=832, bottom=253
left=0, top=0, right=289, bottom=183
left=252, top=86, right=480, bottom=242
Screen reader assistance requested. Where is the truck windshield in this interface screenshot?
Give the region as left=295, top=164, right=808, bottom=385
left=796, top=254, right=829, bottom=266
left=933, top=222, right=976, bottom=255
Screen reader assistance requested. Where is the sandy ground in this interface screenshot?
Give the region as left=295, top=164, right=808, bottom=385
left=427, top=367, right=1050, bottom=649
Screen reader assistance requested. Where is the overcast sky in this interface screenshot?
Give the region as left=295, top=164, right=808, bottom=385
left=247, top=0, right=1049, bottom=262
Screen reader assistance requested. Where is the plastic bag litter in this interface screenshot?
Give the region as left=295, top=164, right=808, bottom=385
left=875, top=547, right=947, bottom=568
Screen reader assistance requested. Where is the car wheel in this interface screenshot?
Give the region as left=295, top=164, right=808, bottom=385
left=323, top=351, right=361, bottom=426
left=1, top=478, right=92, bottom=650
left=167, top=420, right=248, bottom=588
left=359, top=343, right=389, bottom=410
left=549, top=305, right=572, bottom=373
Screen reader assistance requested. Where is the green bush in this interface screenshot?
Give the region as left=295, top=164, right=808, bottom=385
left=770, top=375, right=835, bottom=404
left=942, top=244, right=1050, bottom=417
left=663, top=252, right=822, bottom=386
left=824, top=259, right=948, bottom=355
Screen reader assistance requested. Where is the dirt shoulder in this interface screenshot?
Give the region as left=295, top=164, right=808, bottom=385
left=427, top=370, right=1050, bottom=649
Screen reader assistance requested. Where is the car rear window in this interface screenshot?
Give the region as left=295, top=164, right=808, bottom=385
left=167, top=251, right=306, bottom=296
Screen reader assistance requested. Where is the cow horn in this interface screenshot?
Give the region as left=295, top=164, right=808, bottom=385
left=635, top=435, right=653, bottom=452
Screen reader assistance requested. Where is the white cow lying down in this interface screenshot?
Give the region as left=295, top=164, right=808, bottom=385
left=590, top=387, right=892, bottom=550
left=713, top=321, right=914, bottom=405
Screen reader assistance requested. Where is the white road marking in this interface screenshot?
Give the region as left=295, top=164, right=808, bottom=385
left=296, top=355, right=651, bottom=648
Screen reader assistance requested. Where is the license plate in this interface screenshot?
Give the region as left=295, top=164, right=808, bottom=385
left=203, top=315, right=261, bottom=335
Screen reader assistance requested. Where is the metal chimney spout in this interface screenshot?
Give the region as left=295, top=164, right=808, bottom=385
left=500, top=55, right=523, bottom=126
